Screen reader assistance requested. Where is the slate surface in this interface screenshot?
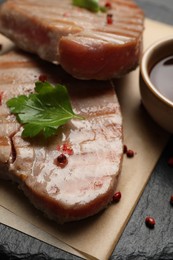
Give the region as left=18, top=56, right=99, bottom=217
left=111, top=135, right=173, bottom=260
left=0, top=1, right=173, bottom=259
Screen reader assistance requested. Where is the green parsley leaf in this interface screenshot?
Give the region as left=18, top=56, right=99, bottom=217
left=72, top=0, right=106, bottom=13
left=7, top=82, right=84, bottom=138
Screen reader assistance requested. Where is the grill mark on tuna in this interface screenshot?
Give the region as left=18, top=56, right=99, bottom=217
left=0, top=60, right=41, bottom=69
left=9, top=135, right=17, bottom=164
left=0, top=136, right=11, bottom=163
left=0, top=49, right=123, bottom=223
left=71, top=31, right=134, bottom=44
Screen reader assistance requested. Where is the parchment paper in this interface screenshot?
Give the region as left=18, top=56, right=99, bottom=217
left=0, top=19, right=173, bottom=260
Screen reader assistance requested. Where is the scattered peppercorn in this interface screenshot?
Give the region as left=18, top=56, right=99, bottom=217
left=56, top=153, right=68, bottom=168
left=123, top=145, right=127, bottom=154
left=39, top=74, right=47, bottom=82
left=57, top=143, right=74, bottom=155
left=145, top=216, right=156, bottom=229
left=62, top=143, right=74, bottom=155
left=107, top=13, right=113, bottom=24
left=0, top=91, right=3, bottom=106
left=105, top=1, right=112, bottom=9
left=123, top=145, right=135, bottom=158
left=126, top=149, right=135, bottom=158
left=167, top=157, right=173, bottom=167
left=170, top=195, right=173, bottom=206
left=112, top=191, right=121, bottom=203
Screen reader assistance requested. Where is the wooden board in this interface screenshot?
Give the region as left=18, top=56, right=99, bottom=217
left=0, top=19, right=173, bottom=260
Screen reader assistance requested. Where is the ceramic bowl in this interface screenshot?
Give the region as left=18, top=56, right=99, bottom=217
left=140, top=36, right=173, bottom=133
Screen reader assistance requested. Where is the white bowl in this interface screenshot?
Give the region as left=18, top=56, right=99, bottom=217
left=140, top=36, right=173, bottom=133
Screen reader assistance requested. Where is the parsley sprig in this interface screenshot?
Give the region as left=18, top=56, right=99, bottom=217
left=72, top=0, right=106, bottom=13
left=7, top=81, right=84, bottom=138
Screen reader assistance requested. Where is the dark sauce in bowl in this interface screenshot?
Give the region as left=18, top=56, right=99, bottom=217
left=150, top=55, right=173, bottom=102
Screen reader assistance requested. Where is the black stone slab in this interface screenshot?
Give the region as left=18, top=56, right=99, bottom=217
left=0, top=224, right=84, bottom=260
left=136, top=0, right=173, bottom=26
left=110, top=135, right=173, bottom=260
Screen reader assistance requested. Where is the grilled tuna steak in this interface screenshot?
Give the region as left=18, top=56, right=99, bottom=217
left=0, top=0, right=144, bottom=80
left=0, top=49, right=123, bottom=223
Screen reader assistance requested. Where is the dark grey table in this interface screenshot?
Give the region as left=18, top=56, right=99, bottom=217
left=1, top=1, right=173, bottom=259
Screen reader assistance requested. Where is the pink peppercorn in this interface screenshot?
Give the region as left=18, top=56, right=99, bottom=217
left=105, top=1, right=112, bottom=9
left=123, top=145, right=127, bottom=154
left=39, top=74, right=47, bottom=82
left=57, top=143, right=74, bottom=155
left=107, top=14, right=113, bottom=25
left=56, top=153, right=68, bottom=168
left=0, top=91, right=3, bottom=106
left=167, top=157, right=173, bottom=167
left=145, top=216, right=156, bottom=229
left=126, top=149, right=135, bottom=158
left=112, top=191, right=121, bottom=203
left=170, top=195, right=173, bottom=206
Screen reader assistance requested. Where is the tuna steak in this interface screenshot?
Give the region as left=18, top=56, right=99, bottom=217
left=0, top=0, right=144, bottom=80
left=0, top=49, right=123, bottom=223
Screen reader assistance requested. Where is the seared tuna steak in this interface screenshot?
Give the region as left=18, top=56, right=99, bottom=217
left=0, top=0, right=144, bottom=80
left=0, top=49, right=123, bottom=223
